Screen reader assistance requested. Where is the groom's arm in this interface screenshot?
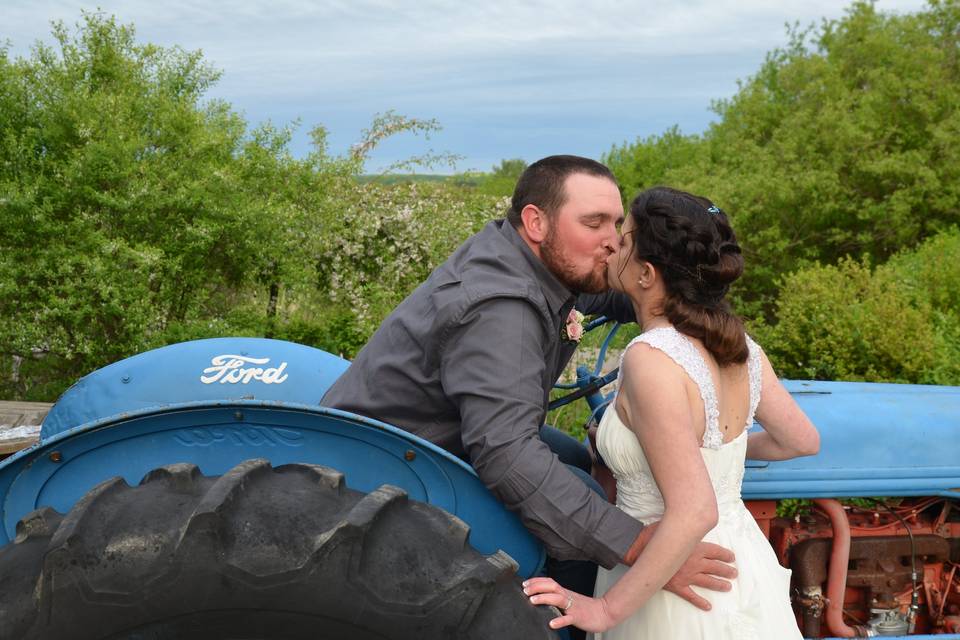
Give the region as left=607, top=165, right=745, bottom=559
left=576, top=290, right=635, bottom=324
left=439, top=296, right=644, bottom=569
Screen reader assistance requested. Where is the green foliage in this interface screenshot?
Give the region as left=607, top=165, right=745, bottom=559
left=0, top=12, right=500, bottom=400
left=0, top=13, right=262, bottom=397
left=776, top=498, right=812, bottom=519
left=350, top=110, right=462, bottom=175
left=753, top=229, right=960, bottom=384
left=776, top=497, right=891, bottom=518
left=4, top=2, right=960, bottom=414
left=456, top=158, right=528, bottom=198
left=603, top=126, right=704, bottom=199
left=310, top=181, right=503, bottom=354
left=606, top=1, right=960, bottom=317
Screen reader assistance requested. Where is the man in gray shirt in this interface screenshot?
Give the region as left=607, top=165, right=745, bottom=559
left=322, top=156, right=734, bottom=635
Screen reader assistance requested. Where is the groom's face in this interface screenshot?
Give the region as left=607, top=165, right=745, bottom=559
left=541, top=173, right=624, bottom=294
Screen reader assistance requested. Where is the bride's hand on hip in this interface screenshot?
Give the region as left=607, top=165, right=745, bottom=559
left=524, top=577, right=617, bottom=633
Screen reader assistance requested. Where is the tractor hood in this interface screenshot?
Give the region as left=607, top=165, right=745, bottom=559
left=743, top=379, right=960, bottom=499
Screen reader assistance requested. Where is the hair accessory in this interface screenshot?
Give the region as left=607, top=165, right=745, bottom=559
left=707, top=205, right=721, bottom=215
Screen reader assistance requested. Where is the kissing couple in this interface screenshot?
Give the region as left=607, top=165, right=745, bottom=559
left=323, top=155, right=819, bottom=639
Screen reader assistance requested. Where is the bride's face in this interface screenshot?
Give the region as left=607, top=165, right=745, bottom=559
left=606, top=214, right=643, bottom=293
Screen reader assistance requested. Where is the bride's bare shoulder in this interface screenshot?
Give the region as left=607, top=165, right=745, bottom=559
left=618, top=342, right=689, bottom=410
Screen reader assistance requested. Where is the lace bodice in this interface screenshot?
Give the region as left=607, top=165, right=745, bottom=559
left=615, top=327, right=762, bottom=450
left=599, top=327, right=763, bottom=523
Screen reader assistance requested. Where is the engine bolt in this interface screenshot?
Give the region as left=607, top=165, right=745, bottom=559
left=49, top=451, right=62, bottom=463
left=404, top=449, right=416, bottom=461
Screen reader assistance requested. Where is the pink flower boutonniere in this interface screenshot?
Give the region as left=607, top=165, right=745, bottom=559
left=562, top=309, right=585, bottom=343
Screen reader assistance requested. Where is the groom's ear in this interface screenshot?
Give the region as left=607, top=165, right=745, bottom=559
left=520, top=204, right=549, bottom=244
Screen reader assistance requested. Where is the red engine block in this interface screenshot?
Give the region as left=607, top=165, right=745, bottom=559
left=748, top=498, right=960, bottom=637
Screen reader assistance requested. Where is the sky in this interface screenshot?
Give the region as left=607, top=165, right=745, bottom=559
left=3, top=0, right=930, bottom=173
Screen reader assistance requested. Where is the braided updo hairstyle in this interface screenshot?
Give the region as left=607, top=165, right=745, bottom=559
left=629, top=187, right=747, bottom=365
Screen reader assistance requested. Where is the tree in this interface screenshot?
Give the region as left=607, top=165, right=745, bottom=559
left=0, top=12, right=503, bottom=398
left=753, top=228, right=960, bottom=384
left=463, top=158, right=529, bottom=197
left=603, top=126, right=703, bottom=199
left=605, top=1, right=960, bottom=317
left=0, top=13, right=274, bottom=398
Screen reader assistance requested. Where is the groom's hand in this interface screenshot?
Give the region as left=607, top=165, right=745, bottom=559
left=665, top=540, right=737, bottom=610
left=622, top=521, right=737, bottom=611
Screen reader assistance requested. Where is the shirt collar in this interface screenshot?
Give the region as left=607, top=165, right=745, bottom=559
left=499, top=220, right=575, bottom=316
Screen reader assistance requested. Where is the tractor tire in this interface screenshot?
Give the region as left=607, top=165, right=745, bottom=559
left=0, top=458, right=559, bottom=640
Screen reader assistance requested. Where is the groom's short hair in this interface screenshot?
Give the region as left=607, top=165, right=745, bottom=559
left=507, top=155, right=618, bottom=228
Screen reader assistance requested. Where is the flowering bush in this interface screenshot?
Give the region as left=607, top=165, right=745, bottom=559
left=301, top=181, right=505, bottom=355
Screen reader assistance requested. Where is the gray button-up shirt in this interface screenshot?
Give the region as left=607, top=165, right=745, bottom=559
left=322, top=220, right=643, bottom=568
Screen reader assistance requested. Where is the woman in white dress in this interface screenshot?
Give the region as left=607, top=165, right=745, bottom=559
left=525, top=187, right=820, bottom=638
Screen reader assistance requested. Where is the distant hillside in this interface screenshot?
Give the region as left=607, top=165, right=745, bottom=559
left=358, top=174, right=461, bottom=185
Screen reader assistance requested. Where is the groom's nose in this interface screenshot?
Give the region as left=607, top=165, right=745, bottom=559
left=602, top=233, right=616, bottom=254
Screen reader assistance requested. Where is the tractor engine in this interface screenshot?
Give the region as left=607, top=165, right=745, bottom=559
left=748, top=498, right=960, bottom=637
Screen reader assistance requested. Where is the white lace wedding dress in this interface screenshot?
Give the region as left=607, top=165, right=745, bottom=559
left=591, top=327, right=801, bottom=640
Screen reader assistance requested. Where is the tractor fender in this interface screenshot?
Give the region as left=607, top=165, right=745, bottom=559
left=0, top=338, right=544, bottom=577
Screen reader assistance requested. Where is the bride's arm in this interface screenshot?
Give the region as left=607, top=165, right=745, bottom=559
left=527, top=344, right=719, bottom=633
left=747, top=350, right=820, bottom=461
left=598, top=344, right=719, bottom=624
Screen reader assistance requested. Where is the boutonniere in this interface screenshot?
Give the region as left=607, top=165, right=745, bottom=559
left=562, top=309, right=585, bottom=343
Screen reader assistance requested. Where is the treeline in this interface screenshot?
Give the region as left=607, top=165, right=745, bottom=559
left=603, top=0, right=960, bottom=384
left=0, top=14, right=504, bottom=400
left=1, top=3, right=958, bottom=403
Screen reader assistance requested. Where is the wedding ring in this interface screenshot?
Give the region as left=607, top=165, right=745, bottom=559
left=564, top=594, right=574, bottom=611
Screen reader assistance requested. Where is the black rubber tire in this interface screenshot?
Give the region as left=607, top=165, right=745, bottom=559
left=0, top=459, right=559, bottom=640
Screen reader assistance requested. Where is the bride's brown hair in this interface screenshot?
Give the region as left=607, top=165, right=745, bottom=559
left=629, top=187, right=748, bottom=366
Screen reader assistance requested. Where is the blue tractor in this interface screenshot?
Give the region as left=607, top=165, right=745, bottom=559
left=0, top=335, right=959, bottom=639
left=0, top=337, right=553, bottom=639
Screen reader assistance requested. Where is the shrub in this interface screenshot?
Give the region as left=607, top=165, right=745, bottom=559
left=753, top=229, right=960, bottom=384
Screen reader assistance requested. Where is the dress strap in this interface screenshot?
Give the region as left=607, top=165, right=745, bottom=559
left=745, top=335, right=763, bottom=425
left=618, top=327, right=723, bottom=449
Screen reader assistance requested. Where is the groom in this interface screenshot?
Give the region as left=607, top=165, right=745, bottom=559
left=321, top=155, right=735, bottom=636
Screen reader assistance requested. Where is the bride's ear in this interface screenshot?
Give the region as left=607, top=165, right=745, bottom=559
left=638, top=261, right=657, bottom=289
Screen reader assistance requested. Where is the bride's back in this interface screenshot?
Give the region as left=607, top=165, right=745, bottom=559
left=674, top=335, right=752, bottom=446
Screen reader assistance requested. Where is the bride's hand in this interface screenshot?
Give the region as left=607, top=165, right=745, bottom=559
left=523, top=577, right=618, bottom=633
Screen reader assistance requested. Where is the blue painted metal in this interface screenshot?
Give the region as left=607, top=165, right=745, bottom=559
left=555, top=321, right=621, bottom=389
left=41, top=337, right=350, bottom=439
left=743, top=379, right=960, bottom=500
left=0, top=338, right=545, bottom=577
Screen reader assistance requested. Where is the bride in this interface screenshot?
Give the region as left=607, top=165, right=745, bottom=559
left=524, top=187, right=820, bottom=638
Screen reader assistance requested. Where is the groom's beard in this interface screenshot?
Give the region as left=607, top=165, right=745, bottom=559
left=541, top=226, right=608, bottom=294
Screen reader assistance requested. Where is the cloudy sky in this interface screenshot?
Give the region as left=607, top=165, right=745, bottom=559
left=4, top=0, right=929, bottom=172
